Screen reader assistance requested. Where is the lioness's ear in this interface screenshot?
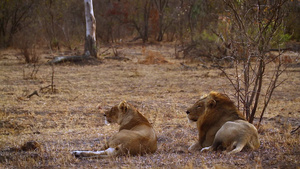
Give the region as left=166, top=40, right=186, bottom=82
left=118, top=101, right=128, bottom=112
left=207, top=99, right=216, bottom=108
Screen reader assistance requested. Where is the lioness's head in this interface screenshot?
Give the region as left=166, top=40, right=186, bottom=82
left=104, top=101, right=130, bottom=124
left=186, top=95, right=208, bottom=122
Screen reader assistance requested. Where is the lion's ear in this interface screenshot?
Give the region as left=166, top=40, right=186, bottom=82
left=118, top=101, right=128, bottom=112
left=207, top=99, right=216, bottom=108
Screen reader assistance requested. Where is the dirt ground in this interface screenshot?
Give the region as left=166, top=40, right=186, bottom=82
left=0, top=43, right=299, bottom=168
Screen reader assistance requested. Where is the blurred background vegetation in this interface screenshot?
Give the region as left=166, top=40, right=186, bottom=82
left=0, top=0, right=299, bottom=54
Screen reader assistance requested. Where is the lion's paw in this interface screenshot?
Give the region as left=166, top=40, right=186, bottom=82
left=200, top=146, right=211, bottom=152
left=71, top=151, right=84, bottom=158
left=188, top=143, right=202, bottom=152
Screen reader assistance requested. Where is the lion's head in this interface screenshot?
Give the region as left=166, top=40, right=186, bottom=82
left=104, top=101, right=132, bottom=124
left=104, top=101, right=151, bottom=128
left=186, top=95, right=208, bottom=122
left=203, top=91, right=245, bottom=120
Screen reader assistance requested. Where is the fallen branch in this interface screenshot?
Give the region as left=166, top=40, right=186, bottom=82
left=48, top=55, right=91, bottom=64
left=180, top=63, right=198, bottom=70
left=40, top=85, right=52, bottom=91
left=99, top=47, right=111, bottom=56
left=291, top=125, right=300, bottom=135
left=27, top=90, right=39, bottom=98
left=105, top=56, right=130, bottom=61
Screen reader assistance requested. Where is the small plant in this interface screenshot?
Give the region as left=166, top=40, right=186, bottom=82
left=50, top=63, right=56, bottom=93
left=13, top=28, right=40, bottom=63
left=19, top=44, right=40, bottom=63
left=112, top=45, right=119, bottom=57
left=23, top=63, right=41, bottom=79
left=50, top=38, right=60, bottom=51
left=40, top=63, right=57, bottom=94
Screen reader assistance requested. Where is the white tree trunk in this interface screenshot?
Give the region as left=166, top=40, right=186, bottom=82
left=84, top=0, right=97, bottom=57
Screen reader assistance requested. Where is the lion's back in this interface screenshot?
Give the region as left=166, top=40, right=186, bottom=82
left=214, top=120, right=260, bottom=152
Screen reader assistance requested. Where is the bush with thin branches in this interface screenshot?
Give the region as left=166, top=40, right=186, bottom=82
left=213, top=0, right=290, bottom=126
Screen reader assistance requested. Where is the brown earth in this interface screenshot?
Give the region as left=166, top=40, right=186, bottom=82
left=0, top=43, right=299, bottom=168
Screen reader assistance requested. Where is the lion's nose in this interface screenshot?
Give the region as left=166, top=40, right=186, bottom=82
left=186, top=111, right=190, bottom=114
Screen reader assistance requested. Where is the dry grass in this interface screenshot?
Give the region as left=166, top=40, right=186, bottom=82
left=0, top=44, right=299, bottom=168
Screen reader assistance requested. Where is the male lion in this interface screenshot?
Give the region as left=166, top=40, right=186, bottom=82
left=186, top=91, right=246, bottom=152
left=72, top=101, right=157, bottom=158
left=201, top=120, right=260, bottom=154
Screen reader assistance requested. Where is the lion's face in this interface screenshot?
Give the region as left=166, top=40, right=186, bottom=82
left=104, top=105, right=120, bottom=124
left=104, top=101, right=130, bottom=124
left=186, top=96, right=207, bottom=122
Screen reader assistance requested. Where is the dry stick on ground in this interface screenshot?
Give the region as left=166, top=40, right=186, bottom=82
left=99, top=47, right=111, bottom=56
left=291, top=126, right=300, bottom=135
left=27, top=90, right=39, bottom=98
left=40, top=85, right=53, bottom=93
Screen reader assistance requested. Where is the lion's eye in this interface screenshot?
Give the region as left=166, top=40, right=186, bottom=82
left=197, top=105, right=202, bottom=108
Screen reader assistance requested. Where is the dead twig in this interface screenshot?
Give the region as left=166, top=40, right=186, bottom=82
left=291, top=125, right=300, bottom=135
left=51, top=63, right=55, bottom=93
left=40, top=85, right=52, bottom=91
left=99, top=47, right=111, bottom=56
left=27, top=90, right=39, bottom=98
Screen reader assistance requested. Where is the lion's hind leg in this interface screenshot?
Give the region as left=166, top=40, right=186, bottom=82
left=227, top=141, right=245, bottom=154
left=72, top=150, right=106, bottom=158
left=72, top=146, right=120, bottom=158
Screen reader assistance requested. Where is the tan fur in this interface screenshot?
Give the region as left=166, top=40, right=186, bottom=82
left=21, top=141, right=41, bottom=151
left=72, top=101, right=157, bottom=158
left=187, top=91, right=245, bottom=152
left=9, top=141, right=41, bottom=152
left=186, top=95, right=207, bottom=122
left=201, top=120, right=260, bottom=154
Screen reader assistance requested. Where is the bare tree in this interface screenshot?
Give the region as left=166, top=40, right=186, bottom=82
left=0, top=0, right=36, bottom=48
left=128, top=0, right=153, bottom=43
left=153, top=0, right=169, bottom=41
left=214, top=0, right=289, bottom=126
left=84, top=0, right=97, bottom=57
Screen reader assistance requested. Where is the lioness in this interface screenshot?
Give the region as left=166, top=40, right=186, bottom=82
left=201, top=120, right=260, bottom=154
left=72, top=101, right=157, bottom=158
left=186, top=91, right=246, bottom=152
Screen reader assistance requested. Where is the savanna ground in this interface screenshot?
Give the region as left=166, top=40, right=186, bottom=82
left=0, top=43, right=299, bottom=168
